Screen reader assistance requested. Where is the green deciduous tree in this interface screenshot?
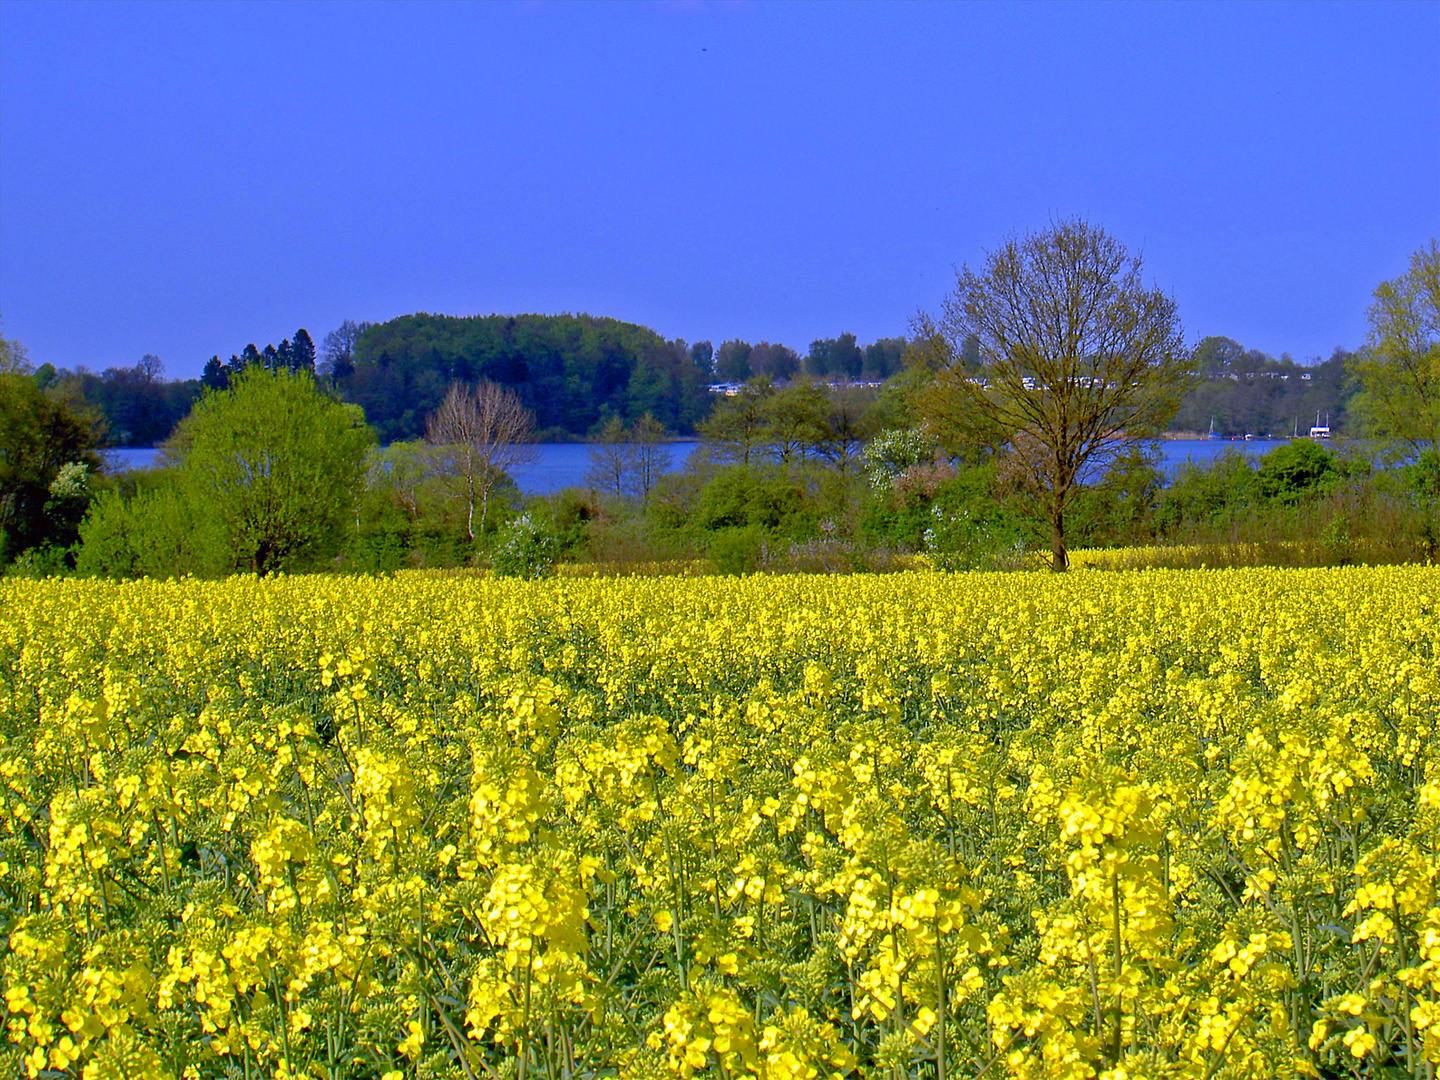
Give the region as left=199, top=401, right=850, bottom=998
left=75, top=480, right=228, bottom=579
left=760, top=380, right=829, bottom=466
left=912, top=219, right=1194, bottom=571
left=699, top=380, right=774, bottom=467
left=714, top=340, right=754, bottom=383
left=0, top=371, right=102, bottom=564
left=167, top=366, right=374, bottom=574
left=806, top=333, right=864, bottom=379
left=690, top=340, right=714, bottom=375
left=1348, top=239, right=1440, bottom=471
left=748, top=341, right=801, bottom=381
left=0, top=329, right=32, bottom=374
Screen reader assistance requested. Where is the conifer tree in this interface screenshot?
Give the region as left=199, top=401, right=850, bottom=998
left=292, top=329, right=317, bottom=374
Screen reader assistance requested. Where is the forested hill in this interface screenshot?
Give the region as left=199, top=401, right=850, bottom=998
left=1172, top=337, right=1355, bottom=437
left=25, top=320, right=1357, bottom=450
left=332, top=313, right=714, bottom=441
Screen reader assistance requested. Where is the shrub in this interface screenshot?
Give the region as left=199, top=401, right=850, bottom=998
left=707, top=523, right=766, bottom=575
left=923, top=505, right=1028, bottom=571
left=490, top=513, right=561, bottom=578
left=74, top=481, right=228, bottom=579
left=1256, top=438, right=1338, bottom=502
left=692, top=466, right=808, bottom=535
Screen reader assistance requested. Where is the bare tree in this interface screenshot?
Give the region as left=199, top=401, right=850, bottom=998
left=321, top=320, right=374, bottom=378
left=425, top=381, right=536, bottom=540
left=630, top=413, right=672, bottom=507
left=912, top=219, right=1194, bottom=571
left=818, top=386, right=879, bottom=510
left=584, top=413, right=672, bottom=506
left=584, top=416, right=634, bottom=499
left=136, top=354, right=164, bottom=383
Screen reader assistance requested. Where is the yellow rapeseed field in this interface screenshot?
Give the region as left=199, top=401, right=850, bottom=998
left=1, top=567, right=1437, bottom=1080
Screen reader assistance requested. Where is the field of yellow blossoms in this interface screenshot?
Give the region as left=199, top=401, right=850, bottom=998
left=2, top=566, right=1438, bottom=1080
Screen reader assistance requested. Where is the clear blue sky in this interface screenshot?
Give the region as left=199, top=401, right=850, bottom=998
left=2, top=0, right=1437, bottom=381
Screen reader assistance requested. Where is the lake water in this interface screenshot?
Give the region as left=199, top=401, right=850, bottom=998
left=106, top=438, right=1287, bottom=495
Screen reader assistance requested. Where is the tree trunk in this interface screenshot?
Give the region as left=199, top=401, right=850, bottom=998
left=465, top=472, right=476, bottom=542
left=1050, top=507, right=1068, bottom=572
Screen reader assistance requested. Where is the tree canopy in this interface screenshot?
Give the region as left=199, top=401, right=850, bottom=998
left=0, top=330, right=33, bottom=374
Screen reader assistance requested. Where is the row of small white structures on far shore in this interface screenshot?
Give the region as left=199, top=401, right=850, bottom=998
left=707, top=375, right=1111, bottom=396
left=707, top=380, right=885, bottom=396
left=706, top=380, right=1336, bottom=442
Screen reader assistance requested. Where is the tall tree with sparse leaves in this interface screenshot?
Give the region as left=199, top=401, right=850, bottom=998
left=912, top=219, right=1194, bottom=571
left=425, top=381, right=536, bottom=541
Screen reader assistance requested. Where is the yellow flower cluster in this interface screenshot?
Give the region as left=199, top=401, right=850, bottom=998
left=1, top=565, right=1436, bottom=1079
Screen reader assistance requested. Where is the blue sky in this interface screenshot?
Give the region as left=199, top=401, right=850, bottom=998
left=2, top=0, right=1437, bottom=381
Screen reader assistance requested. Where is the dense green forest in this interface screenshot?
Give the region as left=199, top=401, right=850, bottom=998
left=334, top=313, right=714, bottom=441
left=32, top=356, right=200, bottom=447
left=11, top=313, right=1360, bottom=451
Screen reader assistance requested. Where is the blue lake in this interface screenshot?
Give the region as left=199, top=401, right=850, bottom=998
left=106, top=438, right=1288, bottom=495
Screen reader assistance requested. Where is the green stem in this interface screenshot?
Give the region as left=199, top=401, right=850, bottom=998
left=935, top=916, right=947, bottom=1080
left=1110, top=863, right=1124, bottom=1064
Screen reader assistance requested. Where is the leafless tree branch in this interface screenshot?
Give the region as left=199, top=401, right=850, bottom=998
left=425, top=382, right=537, bottom=541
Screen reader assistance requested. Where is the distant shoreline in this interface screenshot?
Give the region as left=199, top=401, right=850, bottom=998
left=1162, top=431, right=1293, bottom=441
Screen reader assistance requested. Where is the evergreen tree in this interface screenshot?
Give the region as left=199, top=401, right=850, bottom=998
left=292, top=329, right=317, bottom=374
left=202, top=356, right=230, bottom=391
